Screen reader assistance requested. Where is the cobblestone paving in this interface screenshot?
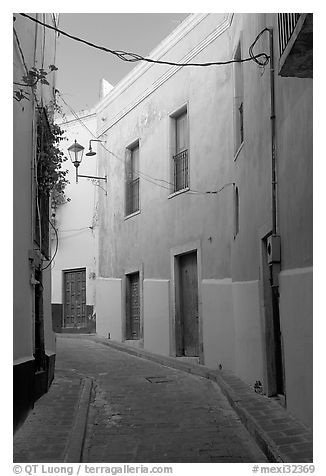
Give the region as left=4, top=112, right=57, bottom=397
left=56, top=336, right=267, bottom=463
left=13, top=371, right=82, bottom=463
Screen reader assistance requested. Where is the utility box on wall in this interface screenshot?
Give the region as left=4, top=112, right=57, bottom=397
left=267, top=235, right=281, bottom=264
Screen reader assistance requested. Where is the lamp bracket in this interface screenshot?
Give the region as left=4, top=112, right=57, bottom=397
left=77, top=174, right=107, bottom=181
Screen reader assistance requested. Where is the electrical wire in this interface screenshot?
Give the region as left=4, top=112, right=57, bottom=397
left=13, top=25, right=41, bottom=107
left=19, top=13, right=270, bottom=68
left=59, top=226, right=93, bottom=233
left=57, top=93, right=174, bottom=192
left=15, top=14, right=268, bottom=197
left=58, top=91, right=235, bottom=196
left=249, top=27, right=270, bottom=66
left=41, top=14, right=46, bottom=69
left=14, top=21, right=61, bottom=270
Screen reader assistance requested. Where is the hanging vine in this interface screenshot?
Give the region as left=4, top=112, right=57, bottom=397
left=13, top=59, right=69, bottom=205
left=13, top=64, right=58, bottom=102
left=36, top=104, right=70, bottom=208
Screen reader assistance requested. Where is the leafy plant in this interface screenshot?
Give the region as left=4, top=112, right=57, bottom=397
left=36, top=105, right=70, bottom=208
left=14, top=64, right=58, bottom=101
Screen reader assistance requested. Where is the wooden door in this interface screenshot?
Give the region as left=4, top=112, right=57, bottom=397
left=63, top=268, right=86, bottom=328
left=177, top=252, right=199, bottom=356
left=126, top=272, right=140, bottom=340
left=261, top=239, right=285, bottom=396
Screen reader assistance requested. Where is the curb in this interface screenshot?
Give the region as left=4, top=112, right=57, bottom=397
left=63, top=377, right=93, bottom=463
left=58, top=334, right=312, bottom=463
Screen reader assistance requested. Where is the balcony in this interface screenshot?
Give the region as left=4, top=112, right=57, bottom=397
left=173, top=149, right=189, bottom=192
left=278, top=13, right=313, bottom=78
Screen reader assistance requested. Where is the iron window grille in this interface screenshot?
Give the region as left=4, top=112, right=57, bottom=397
left=278, top=13, right=301, bottom=57
left=126, top=177, right=140, bottom=215
left=173, top=149, right=189, bottom=192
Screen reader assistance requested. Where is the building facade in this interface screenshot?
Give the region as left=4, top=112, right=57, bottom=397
left=51, top=79, right=113, bottom=333
left=51, top=109, right=98, bottom=333
left=13, top=13, right=59, bottom=432
left=93, top=13, right=312, bottom=427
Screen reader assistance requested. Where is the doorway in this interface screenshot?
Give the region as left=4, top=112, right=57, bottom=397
left=63, top=268, right=86, bottom=329
left=261, top=238, right=285, bottom=397
left=176, top=251, right=199, bottom=357
left=126, top=272, right=140, bottom=340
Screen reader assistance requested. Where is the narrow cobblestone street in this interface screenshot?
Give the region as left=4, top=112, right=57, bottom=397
left=54, top=335, right=267, bottom=463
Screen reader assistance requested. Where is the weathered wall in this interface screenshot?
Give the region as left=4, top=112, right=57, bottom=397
left=228, top=13, right=313, bottom=425
left=13, top=13, right=58, bottom=431
left=93, top=13, right=312, bottom=427
left=96, top=14, right=234, bottom=285
left=13, top=13, right=57, bottom=362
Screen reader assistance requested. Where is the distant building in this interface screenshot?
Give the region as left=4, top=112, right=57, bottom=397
left=87, top=13, right=312, bottom=428
left=51, top=77, right=114, bottom=333
left=52, top=109, right=98, bottom=333
left=13, top=13, right=59, bottom=432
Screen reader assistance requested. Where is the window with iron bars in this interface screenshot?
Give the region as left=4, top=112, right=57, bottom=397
left=278, top=13, right=301, bottom=57
left=126, top=143, right=140, bottom=216
left=172, top=109, right=189, bottom=192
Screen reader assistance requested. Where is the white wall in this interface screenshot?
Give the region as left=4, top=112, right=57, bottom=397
left=96, top=278, right=122, bottom=341
left=52, top=111, right=98, bottom=307
left=143, top=279, right=170, bottom=356
left=232, top=280, right=264, bottom=386
left=279, top=267, right=313, bottom=427
left=13, top=13, right=57, bottom=362
left=202, top=279, right=235, bottom=370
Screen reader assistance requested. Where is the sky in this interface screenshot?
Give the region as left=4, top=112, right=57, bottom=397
left=56, top=13, right=189, bottom=113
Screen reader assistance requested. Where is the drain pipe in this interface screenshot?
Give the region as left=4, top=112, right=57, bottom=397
left=266, top=27, right=281, bottom=293
left=268, top=28, right=277, bottom=236
left=267, top=27, right=286, bottom=398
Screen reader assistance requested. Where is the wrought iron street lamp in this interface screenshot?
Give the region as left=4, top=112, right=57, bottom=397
left=67, top=139, right=107, bottom=184
left=67, top=140, right=84, bottom=183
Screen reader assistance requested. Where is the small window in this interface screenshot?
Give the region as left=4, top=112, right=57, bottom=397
left=126, top=272, right=140, bottom=340
left=234, top=186, right=239, bottom=238
left=125, top=142, right=140, bottom=216
left=234, top=42, right=244, bottom=156
left=171, top=108, right=189, bottom=193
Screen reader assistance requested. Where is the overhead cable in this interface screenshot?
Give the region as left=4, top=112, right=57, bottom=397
left=58, top=92, right=234, bottom=197
left=19, top=13, right=270, bottom=67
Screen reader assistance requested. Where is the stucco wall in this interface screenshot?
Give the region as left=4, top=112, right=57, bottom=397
left=52, top=112, right=98, bottom=308
left=13, top=95, right=34, bottom=361
left=232, top=280, right=264, bottom=386
left=96, top=14, right=234, bottom=284
left=92, top=13, right=312, bottom=427
left=95, top=278, right=122, bottom=341
left=201, top=279, right=235, bottom=370
left=228, top=14, right=313, bottom=425
left=279, top=267, right=313, bottom=427
left=143, top=279, right=170, bottom=356
left=13, top=13, right=57, bottom=361
left=276, top=79, right=313, bottom=270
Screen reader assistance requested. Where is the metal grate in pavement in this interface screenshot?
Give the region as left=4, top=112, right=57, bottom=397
left=145, top=376, right=172, bottom=384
